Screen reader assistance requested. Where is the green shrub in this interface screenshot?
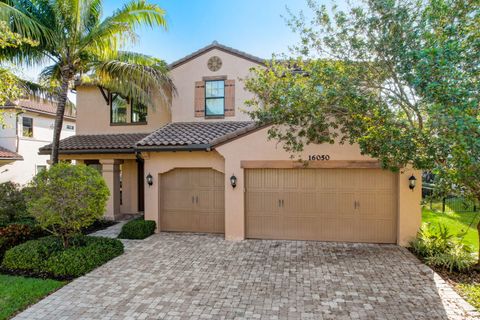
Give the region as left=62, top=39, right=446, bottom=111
left=0, top=224, right=46, bottom=261
left=0, top=182, right=27, bottom=224
left=118, top=219, right=156, bottom=239
left=2, top=236, right=123, bottom=279
left=410, top=223, right=475, bottom=272
left=25, top=163, right=109, bottom=248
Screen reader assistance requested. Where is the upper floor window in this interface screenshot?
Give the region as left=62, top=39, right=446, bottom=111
left=111, top=95, right=129, bottom=124
left=131, top=101, right=147, bottom=123
left=205, top=80, right=225, bottom=116
left=109, top=94, right=147, bottom=124
left=65, top=124, right=75, bottom=130
left=195, top=79, right=234, bottom=118
left=22, top=117, right=33, bottom=137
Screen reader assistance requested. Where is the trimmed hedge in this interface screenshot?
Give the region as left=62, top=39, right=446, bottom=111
left=118, top=219, right=156, bottom=240
left=1, top=236, right=124, bottom=279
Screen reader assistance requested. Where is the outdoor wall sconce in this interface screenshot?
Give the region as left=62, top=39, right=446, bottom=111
left=146, top=173, right=153, bottom=187
left=409, top=175, right=417, bottom=190
left=230, top=174, right=237, bottom=188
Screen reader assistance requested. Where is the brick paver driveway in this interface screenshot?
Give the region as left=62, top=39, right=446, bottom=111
left=14, top=233, right=478, bottom=320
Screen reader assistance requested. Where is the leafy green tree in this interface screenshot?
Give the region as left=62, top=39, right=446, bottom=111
left=0, top=21, right=38, bottom=113
left=0, top=0, right=174, bottom=164
left=0, top=182, right=27, bottom=224
left=245, top=0, right=480, bottom=266
left=25, top=163, right=109, bottom=248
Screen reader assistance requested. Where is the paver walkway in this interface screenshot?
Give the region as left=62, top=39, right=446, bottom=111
left=90, top=220, right=127, bottom=238
left=14, top=233, right=478, bottom=320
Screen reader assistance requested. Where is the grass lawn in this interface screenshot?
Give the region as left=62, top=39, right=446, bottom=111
left=0, top=275, right=64, bottom=320
left=457, top=283, right=480, bottom=310
left=422, top=206, right=479, bottom=252
left=422, top=204, right=480, bottom=311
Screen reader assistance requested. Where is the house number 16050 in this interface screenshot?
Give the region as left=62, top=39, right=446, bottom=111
left=308, top=154, right=330, bottom=161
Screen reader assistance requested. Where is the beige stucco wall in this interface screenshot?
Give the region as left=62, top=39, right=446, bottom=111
left=170, top=48, right=261, bottom=122
left=397, top=168, right=423, bottom=246
left=142, top=126, right=422, bottom=246
left=143, top=151, right=225, bottom=226
left=75, top=86, right=171, bottom=135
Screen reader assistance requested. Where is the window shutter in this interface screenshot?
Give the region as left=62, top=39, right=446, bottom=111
left=225, top=79, right=235, bottom=117
left=194, top=81, right=205, bottom=117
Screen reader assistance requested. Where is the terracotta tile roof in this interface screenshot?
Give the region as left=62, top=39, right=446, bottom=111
left=39, top=133, right=148, bottom=154
left=0, top=147, right=23, bottom=160
left=17, top=99, right=76, bottom=118
left=136, top=121, right=258, bottom=151
left=169, top=41, right=265, bottom=69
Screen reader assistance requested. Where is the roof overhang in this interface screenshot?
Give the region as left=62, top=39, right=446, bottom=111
left=169, top=41, right=266, bottom=70
left=38, top=148, right=136, bottom=155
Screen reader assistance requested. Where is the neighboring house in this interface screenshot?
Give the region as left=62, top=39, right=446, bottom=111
left=0, top=146, right=22, bottom=167
left=0, top=99, right=76, bottom=184
left=40, top=41, right=421, bottom=246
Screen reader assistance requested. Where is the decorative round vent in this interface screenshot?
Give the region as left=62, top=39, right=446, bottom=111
left=207, top=56, right=222, bottom=72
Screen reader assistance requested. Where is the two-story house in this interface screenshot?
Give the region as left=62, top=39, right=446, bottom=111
left=40, top=42, right=421, bottom=246
left=0, top=99, right=76, bottom=184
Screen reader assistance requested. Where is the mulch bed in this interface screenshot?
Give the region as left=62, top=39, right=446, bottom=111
left=434, top=267, right=480, bottom=286
left=82, top=219, right=117, bottom=235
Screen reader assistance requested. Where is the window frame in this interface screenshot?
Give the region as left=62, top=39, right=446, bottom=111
left=204, top=80, right=225, bottom=117
left=108, top=93, right=148, bottom=125
left=22, top=116, right=33, bottom=137
left=131, top=101, right=148, bottom=124
left=109, top=94, right=129, bottom=124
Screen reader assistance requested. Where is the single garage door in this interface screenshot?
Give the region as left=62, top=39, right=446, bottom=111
left=245, top=168, right=397, bottom=243
left=160, top=168, right=224, bottom=233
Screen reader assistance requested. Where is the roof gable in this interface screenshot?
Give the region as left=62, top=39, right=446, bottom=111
left=169, top=41, right=265, bottom=69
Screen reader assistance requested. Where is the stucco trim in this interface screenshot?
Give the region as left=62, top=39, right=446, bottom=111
left=136, top=144, right=212, bottom=152
left=169, top=41, right=265, bottom=69
left=240, top=160, right=383, bottom=169
left=39, top=148, right=136, bottom=155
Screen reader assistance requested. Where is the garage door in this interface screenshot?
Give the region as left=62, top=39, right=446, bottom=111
left=160, top=168, right=224, bottom=233
left=245, top=168, right=397, bottom=243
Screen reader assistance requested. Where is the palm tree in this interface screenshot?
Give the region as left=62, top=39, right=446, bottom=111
left=0, top=0, right=174, bottom=164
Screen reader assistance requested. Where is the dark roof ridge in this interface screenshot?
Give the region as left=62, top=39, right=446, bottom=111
left=169, top=41, right=265, bottom=69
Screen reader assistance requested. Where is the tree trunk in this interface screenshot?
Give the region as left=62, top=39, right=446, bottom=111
left=61, top=234, right=69, bottom=249
left=50, top=67, right=71, bottom=164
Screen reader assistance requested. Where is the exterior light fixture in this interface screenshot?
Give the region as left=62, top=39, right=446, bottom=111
left=146, top=173, right=153, bottom=186
left=230, top=174, right=237, bottom=188
left=408, top=175, right=417, bottom=190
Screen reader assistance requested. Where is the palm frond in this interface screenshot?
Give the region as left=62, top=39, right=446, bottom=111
left=109, top=0, right=167, bottom=30
left=0, top=1, right=55, bottom=46
left=92, top=51, right=175, bottom=107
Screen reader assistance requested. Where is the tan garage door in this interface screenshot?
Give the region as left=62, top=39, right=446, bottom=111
left=245, top=168, right=397, bottom=243
left=160, top=168, right=224, bottom=233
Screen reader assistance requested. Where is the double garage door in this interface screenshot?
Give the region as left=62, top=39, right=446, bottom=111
left=245, top=168, right=398, bottom=243
left=160, top=168, right=397, bottom=243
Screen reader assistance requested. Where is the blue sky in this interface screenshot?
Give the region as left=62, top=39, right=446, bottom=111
left=21, top=0, right=319, bottom=80
left=103, top=0, right=313, bottom=63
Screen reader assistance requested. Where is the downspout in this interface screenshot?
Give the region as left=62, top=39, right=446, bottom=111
left=15, top=110, right=24, bottom=153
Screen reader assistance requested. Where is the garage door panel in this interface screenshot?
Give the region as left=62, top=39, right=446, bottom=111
left=316, top=192, right=338, bottom=216
left=161, top=211, right=195, bottom=232
left=247, top=216, right=282, bottom=239
left=337, top=192, right=356, bottom=217
left=160, top=168, right=225, bottom=234
left=162, top=190, right=193, bottom=211
left=246, top=191, right=280, bottom=215
left=246, top=168, right=397, bottom=244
